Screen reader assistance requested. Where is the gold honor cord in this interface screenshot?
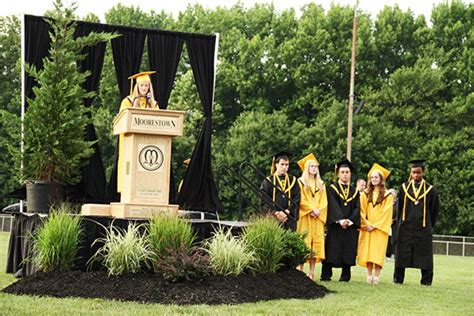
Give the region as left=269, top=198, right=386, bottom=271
left=272, top=174, right=296, bottom=208
left=338, top=182, right=350, bottom=200
left=402, top=180, right=433, bottom=227
left=330, top=184, right=358, bottom=206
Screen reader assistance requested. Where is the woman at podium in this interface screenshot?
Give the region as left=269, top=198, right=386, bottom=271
left=120, top=71, right=159, bottom=110
left=118, top=71, right=159, bottom=192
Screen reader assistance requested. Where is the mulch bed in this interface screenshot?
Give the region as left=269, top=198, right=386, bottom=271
left=2, top=269, right=330, bottom=305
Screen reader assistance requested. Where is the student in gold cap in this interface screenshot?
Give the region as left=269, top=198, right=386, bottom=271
left=120, top=71, right=159, bottom=111
left=394, top=159, right=440, bottom=286
left=296, top=153, right=328, bottom=280
left=259, top=151, right=300, bottom=231
left=117, top=71, right=159, bottom=192
left=357, top=163, right=394, bottom=284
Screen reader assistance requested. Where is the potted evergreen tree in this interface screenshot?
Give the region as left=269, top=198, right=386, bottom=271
left=11, top=1, right=117, bottom=212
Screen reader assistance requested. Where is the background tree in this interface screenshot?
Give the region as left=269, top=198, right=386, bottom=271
left=0, top=16, right=21, bottom=208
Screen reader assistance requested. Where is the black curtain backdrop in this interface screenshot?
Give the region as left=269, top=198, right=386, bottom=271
left=147, top=33, right=184, bottom=204
left=74, top=22, right=108, bottom=202
left=24, top=15, right=222, bottom=213
left=178, top=37, right=223, bottom=213
left=24, top=15, right=51, bottom=100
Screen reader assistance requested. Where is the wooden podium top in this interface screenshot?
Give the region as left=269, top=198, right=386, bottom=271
left=113, top=108, right=185, bottom=136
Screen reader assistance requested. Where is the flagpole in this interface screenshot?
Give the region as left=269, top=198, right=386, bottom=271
left=20, top=14, right=25, bottom=212
left=346, top=0, right=358, bottom=161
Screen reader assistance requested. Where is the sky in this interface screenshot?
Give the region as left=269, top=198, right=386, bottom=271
left=1, top=0, right=455, bottom=22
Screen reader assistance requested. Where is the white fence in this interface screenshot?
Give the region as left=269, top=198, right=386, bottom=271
left=0, top=214, right=13, bottom=233
left=433, top=235, right=474, bottom=257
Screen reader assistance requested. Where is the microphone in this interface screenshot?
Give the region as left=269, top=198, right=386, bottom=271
left=146, top=92, right=152, bottom=100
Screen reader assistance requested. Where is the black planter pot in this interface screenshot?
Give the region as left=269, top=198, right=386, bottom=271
left=26, top=181, right=65, bottom=214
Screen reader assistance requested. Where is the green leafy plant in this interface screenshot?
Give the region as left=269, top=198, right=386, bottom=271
left=9, top=0, right=117, bottom=183
left=90, top=223, right=152, bottom=276
left=147, top=214, right=196, bottom=262
left=205, top=227, right=255, bottom=276
left=279, top=230, right=310, bottom=270
left=155, top=245, right=210, bottom=283
left=243, top=216, right=286, bottom=273
left=32, top=203, right=83, bottom=272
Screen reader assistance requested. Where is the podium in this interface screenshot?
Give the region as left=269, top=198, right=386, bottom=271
left=82, top=108, right=185, bottom=218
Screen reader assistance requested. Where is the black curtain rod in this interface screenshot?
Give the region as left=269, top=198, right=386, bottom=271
left=25, top=14, right=217, bottom=40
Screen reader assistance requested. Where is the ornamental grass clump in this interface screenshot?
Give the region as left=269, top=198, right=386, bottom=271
left=147, top=214, right=196, bottom=262
left=243, top=216, right=286, bottom=273
left=32, top=203, right=82, bottom=272
left=91, top=223, right=152, bottom=276
left=205, top=227, right=255, bottom=276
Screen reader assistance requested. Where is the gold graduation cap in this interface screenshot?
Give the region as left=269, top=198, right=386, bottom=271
left=368, top=163, right=391, bottom=180
left=183, top=159, right=191, bottom=165
left=127, top=71, right=156, bottom=95
left=297, top=153, right=319, bottom=171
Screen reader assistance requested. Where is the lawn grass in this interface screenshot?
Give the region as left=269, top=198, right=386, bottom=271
left=1, top=231, right=473, bottom=315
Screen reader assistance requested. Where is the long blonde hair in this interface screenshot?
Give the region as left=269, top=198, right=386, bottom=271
left=365, top=170, right=387, bottom=205
left=299, top=159, right=324, bottom=191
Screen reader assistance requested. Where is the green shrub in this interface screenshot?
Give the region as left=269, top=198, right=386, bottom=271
left=279, top=230, right=311, bottom=270
left=148, top=214, right=196, bottom=262
left=205, top=227, right=255, bottom=276
left=91, top=223, right=152, bottom=276
left=32, top=203, right=82, bottom=272
left=156, top=245, right=210, bottom=283
left=243, top=216, right=285, bottom=273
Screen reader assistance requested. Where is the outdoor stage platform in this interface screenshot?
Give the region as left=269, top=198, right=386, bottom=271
left=6, top=212, right=246, bottom=277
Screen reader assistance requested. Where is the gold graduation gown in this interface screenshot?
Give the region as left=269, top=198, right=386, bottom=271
left=357, top=190, right=393, bottom=268
left=117, top=97, right=155, bottom=192
left=297, top=179, right=328, bottom=262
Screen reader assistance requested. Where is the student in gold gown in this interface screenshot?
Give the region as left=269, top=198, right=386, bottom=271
left=357, top=163, right=394, bottom=284
left=120, top=71, right=159, bottom=110
left=117, top=71, right=159, bottom=192
left=296, top=153, right=328, bottom=280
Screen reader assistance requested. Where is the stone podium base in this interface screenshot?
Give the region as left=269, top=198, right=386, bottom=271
left=81, top=204, right=111, bottom=217
left=80, top=203, right=179, bottom=219
left=110, top=202, right=179, bottom=219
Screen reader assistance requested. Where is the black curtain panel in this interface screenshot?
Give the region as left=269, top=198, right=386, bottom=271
left=24, top=15, right=51, bottom=101
left=111, top=29, right=146, bottom=99
left=147, top=33, right=184, bottom=109
left=147, top=33, right=184, bottom=204
left=72, top=22, right=108, bottom=203
left=178, top=36, right=223, bottom=213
